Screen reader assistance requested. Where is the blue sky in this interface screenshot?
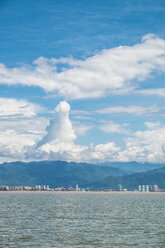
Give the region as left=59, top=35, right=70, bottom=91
left=1, top=0, right=165, bottom=163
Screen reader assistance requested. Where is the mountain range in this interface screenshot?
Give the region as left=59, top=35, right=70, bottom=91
left=0, top=160, right=164, bottom=190
left=85, top=166, right=165, bottom=190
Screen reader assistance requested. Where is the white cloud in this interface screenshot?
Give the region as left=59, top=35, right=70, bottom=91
left=100, top=120, right=130, bottom=134
left=0, top=34, right=165, bottom=99
left=1, top=100, right=165, bottom=164
left=0, top=117, right=48, bottom=136
left=27, top=102, right=121, bottom=163
left=37, top=101, right=76, bottom=147
left=118, top=126, right=165, bottom=163
left=0, top=128, right=38, bottom=163
left=96, top=104, right=164, bottom=116
left=0, top=98, right=42, bottom=117
left=71, top=110, right=91, bottom=115
left=71, top=109, right=94, bottom=121
left=136, top=88, right=165, bottom=97
left=0, top=98, right=47, bottom=163
left=145, top=121, right=161, bottom=129
left=0, top=100, right=89, bottom=163
left=86, top=142, right=121, bottom=162
left=72, top=115, right=94, bottom=121
left=35, top=101, right=89, bottom=162
left=0, top=116, right=48, bottom=164
left=33, top=102, right=122, bottom=162
left=73, top=123, right=93, bottom=136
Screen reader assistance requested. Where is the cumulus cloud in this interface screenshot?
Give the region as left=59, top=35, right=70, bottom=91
left=0, top=98, right=47, bottom=163
left=0, top=34, right=165, bottom=99
left=1, top=100, right=165, bottom=164
left=0, top=122, right=44, bottom=164
left=35, top=101, right=89, bottom=161
left=0, top=117, right=48, bottom=163
left=0, top=100, right=91, bottom=163
left=88, top=142, right=121, bottom=162
left=37, top=101, right=76, bottom=147
left=118, top=125, right=165, bottom=163
left=27, top=101, right=122, bottom=163
left=32, top=102, right=122, bottom=162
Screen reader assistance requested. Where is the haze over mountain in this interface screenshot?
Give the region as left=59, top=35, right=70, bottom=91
left=99, top=161, right=165, bottom=174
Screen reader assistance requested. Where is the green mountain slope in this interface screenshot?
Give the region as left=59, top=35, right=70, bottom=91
left=85, top=166, right=165, bottom=190
left=0, top=160, right=125, bottom=187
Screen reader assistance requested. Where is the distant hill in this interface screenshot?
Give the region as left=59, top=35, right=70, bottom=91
left=99, top=161, right=165, bottom=174
left=0, top=160, right=125, bottom=187
left=84, top=166, right=165, bottom=190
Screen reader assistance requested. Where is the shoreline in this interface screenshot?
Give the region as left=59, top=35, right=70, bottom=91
left=0, top=190, right=164, bottom=194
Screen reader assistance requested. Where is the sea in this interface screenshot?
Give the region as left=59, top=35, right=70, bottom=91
left=0, top=192, right=164, bottom=248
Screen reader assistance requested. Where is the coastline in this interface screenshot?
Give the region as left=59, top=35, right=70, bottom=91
left=0, top=190, right=164, bottom=194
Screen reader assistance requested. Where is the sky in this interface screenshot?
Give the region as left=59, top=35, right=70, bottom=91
left=1, top=0, right=165, bottom=164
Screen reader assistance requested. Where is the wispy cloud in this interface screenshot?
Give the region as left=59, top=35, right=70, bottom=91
left=0, top=98, right=43, bottom=117
left=71, top=110, right=91, bottom=115
left=136, top=88, right=165, bottom=97
left=145, top=121, right=161, bottom=129
left=100, top=121, right=130, bottom=134
left=96, top=104, right=165, bottom=116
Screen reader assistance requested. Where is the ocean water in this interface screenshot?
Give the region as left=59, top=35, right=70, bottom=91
left=0, top=192, right=164, bottom=248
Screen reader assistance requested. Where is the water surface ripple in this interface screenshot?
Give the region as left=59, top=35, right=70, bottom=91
left=0, top=192, right=164, bottom=248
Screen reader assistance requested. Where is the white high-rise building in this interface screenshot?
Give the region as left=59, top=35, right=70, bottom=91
left=145, top=185, right=149, bottom=192
left=142, top=185, right=145, bottom=192
left=35, top=185, right=41, bottom=190
left=138, top=185, right=142, bottom=191
left=76, top=184, right=80, bottom=191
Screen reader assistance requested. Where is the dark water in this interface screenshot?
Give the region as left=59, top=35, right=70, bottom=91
left=0, top=192, right=164, bottom=248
